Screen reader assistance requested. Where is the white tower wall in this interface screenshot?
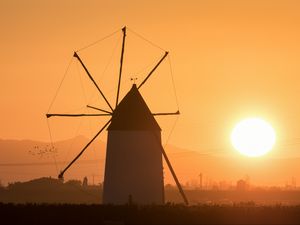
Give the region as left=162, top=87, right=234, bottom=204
left=103, top=130, right=164, bottom=204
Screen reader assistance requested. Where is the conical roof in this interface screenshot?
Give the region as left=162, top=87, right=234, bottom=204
left=108, top=84, right=161, bottom=131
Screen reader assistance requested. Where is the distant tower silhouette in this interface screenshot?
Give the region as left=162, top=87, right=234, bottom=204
left=199, top=173, right=203, bottom=190
left=82, top=176, right=88, bottom=187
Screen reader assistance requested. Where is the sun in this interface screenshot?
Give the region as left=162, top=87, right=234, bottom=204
left=230, top=118, right=276, bottom=157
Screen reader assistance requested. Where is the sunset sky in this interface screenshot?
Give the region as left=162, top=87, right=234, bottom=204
left=2, top=0, right=300, bottom=185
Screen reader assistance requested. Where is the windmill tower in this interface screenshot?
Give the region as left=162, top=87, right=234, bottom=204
left=103, top=84, right=163, bottom=204
left=46, top=27, right=188, bottom=205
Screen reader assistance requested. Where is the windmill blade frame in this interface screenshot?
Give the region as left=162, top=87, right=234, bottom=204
left=46, top=113, right=111, bottom=118
left=46, top=26, right=188, bottom=205
left=152, top=111, right=180, bottom=116
left=115, top=26, right=126, bottom=108
left=138, top=51, right=169, bottom=90
left=73, top=51, right=113, bottom=111
left=58, top=118, right=112, bottom=180
left=86, top=105, right=112, bottom=114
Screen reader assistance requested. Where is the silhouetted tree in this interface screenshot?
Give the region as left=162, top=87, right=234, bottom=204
left=65, top=179, right=82, bottom=186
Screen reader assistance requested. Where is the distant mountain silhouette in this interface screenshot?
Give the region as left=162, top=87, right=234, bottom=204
left=0, top=135, right=100, bottom=163
left=0, top=136, right=300, bottom=186
left=0, top=136, right=106, bottom=184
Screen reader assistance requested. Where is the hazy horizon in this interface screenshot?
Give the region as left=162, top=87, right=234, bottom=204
left=2, top=0, right=300, bottom=189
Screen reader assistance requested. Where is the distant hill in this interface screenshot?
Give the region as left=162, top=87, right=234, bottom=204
left=0, top=136, right=106, bottom=185
left=1, top=136, right=300, bottom=186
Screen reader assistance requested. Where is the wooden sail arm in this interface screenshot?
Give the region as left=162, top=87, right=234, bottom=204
left=138, top=51, right=168, bottom=90
left=46, top=113, right=111, bottom=118
left=115, top=26, right=126, bottom=108
left=73, top=52, right=113, bottom=112
left=86, top=105, right=112, bottom=114
left=58, top=119, right=112, bottom=180
left=161, top=144, right=189, bottom=205
left=152, top=110, right=180, bottom=116
left=152, top=132, right=189, bottom=205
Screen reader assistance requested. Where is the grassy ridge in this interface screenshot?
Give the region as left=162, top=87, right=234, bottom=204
left=1, top=203, right=300, bottom=224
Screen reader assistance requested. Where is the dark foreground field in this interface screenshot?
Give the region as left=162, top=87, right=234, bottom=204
left=1, top=203, right=300, bottom=225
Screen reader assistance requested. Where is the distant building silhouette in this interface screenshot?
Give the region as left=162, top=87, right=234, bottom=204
left=199, top=173, right=203, bottom=190
left=236, top=179, right=248, bottom=191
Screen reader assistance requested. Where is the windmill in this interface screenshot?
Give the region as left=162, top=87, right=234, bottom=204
left=46, top=26, right=188, bottom=205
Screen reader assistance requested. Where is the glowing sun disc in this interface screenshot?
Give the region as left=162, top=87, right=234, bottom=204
left=231, top=118, right=276, bottom=157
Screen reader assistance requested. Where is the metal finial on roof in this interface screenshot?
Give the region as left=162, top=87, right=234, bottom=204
left=130, top=77, right=138, bottom=84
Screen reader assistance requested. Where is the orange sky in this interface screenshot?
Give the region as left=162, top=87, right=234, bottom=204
left=2, top=0, right=300, bottom=185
